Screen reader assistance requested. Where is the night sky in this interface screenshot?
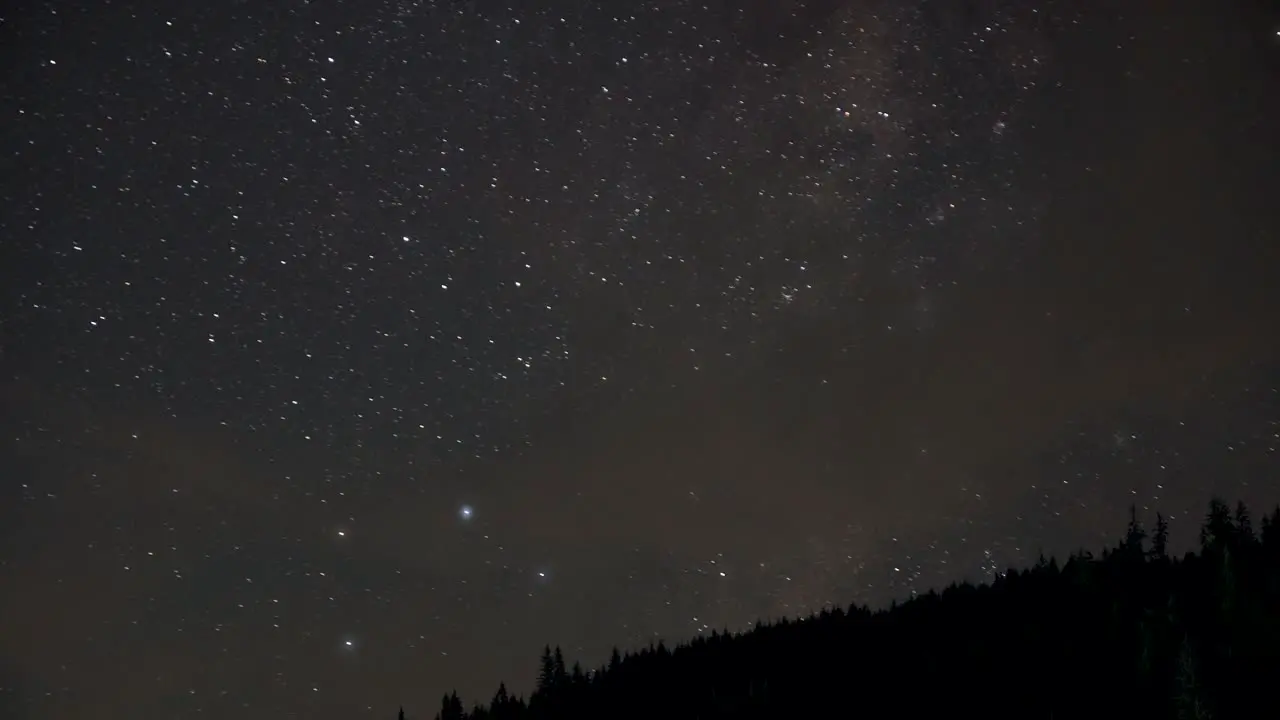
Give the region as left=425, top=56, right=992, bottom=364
left=2, top=1, right=1279, bottom=717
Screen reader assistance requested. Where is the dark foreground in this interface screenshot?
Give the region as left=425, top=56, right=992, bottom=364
left=408, top=500, right=1278, bottom=720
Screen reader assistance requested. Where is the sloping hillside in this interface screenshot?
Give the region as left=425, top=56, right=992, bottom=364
left=411, top=500, right=1279, bottom=720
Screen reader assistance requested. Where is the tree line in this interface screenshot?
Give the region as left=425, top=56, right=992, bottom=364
left=399, top=499, right=1280, bottom=719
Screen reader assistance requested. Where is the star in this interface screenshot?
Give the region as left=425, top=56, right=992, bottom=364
left=339, top=635, right=361, bottom=654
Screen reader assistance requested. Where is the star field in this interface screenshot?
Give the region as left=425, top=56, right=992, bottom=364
left=2, top=1, right=1278, bottom=718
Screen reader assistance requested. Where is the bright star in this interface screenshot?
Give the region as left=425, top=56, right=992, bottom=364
left=459, top=505, right=474, bottom=521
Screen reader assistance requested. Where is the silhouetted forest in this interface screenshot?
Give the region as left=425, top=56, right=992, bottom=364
left=405, top=499, right=1280, bottom=720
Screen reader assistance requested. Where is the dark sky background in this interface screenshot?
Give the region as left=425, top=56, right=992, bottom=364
left=2, top=0, right=1278, bottom=718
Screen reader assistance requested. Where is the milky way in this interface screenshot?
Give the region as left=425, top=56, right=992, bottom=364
left=2, top=1, right=1278, bottom=718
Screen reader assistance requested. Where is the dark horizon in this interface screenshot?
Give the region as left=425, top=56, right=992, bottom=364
left=399, top=499, right=1280, bottom=720
left=2, top=0, right=1278, bottom=717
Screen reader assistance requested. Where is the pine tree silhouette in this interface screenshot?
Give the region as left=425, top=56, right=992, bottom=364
left=1126, top=503, right=1147, bottom=554
left=436, top=691, right=464, bottom=720
left=535, top=645, right=554, bottom=694
left=1152, top=512, right=1169, bottom=560
left=551, top=646, right=567, bottom=688
left=1235, top=501, right=1253, bottom=542
left=1202, top=498, right=1233, bottom=550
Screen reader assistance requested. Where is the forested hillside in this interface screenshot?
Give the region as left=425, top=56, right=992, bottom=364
left=407, top=500, right=1280, bottom=720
